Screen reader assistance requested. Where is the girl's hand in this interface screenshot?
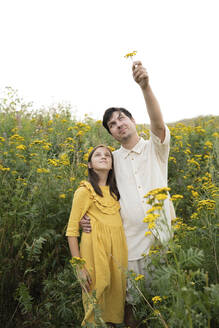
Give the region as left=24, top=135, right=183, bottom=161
left=77, top=267, right=92, bottom=292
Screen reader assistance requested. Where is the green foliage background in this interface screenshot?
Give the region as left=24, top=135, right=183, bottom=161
left=0, top=88, right=219, bottom=327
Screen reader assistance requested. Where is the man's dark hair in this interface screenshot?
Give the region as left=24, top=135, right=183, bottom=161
left=102, top=107, right=133, bottom=134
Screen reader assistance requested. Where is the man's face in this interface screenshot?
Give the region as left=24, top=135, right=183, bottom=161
left=107, top=111, right=136, bottom=143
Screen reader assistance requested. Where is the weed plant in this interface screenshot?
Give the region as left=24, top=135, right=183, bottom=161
left=0, top=88, right=218, bottom=327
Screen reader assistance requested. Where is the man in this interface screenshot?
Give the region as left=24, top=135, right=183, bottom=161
left=81, top=61, right=174, bottom=327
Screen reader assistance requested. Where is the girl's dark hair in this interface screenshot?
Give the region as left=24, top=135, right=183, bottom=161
left=102, top=107, right=133, bottom=134
left=87, top=145, right=120, bottom=200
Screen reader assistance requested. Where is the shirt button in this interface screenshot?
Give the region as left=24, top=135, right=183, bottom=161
left=138, top=186, right=141, bottom=189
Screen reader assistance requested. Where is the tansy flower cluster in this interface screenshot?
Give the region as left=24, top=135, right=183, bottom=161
left=124, top=50, right=137, bottom=59
left=70, top=257, right=86, bottom=267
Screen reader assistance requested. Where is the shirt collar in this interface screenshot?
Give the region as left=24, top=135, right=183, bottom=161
left=120, top=137, right=145, bottom=159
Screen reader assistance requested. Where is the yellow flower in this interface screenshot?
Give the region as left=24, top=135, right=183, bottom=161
left=83, top=153, right=89, bottom=161
left=70, top=256, right=86, bottom=267
left=48, top=158, right=59, bottom=166
left=187, top=158, right=200, bottom=168
left=169, top=156, right=176, bottom=164
left=59, top=194, right=66, bottom=199
left=152, top=296, right=162, bottom=304
left=16, top=144, right=26, bottom=150
left=145, top=231, right=152, bottom=236
left=76, top=130, right=84, bottom=137
left=143, top=213, right=159, bottom=223
left=108, top=146, right=115, bottom=152
left=37, top=168, right=50, bottom=173
left=155, top=194, right=168, bottom=201
left=197, top=199, right=216, bottom=211
left=134, top=274, right=144, bottom=281
left=0, top=137, right=5, bottom=142
left=204, top=141, right=213, bottom=149
left=154, top=309, right=161, bottom=316
left=70, top=177, right=76, bottom=182
left=0, top=165, right=10, bottom=171
left=148, top=222, right=156, bottom=230
left=170, top=194, right=184, bottom=201
left=191, top=190, right=199, bottom=198
left=124, top=50, right=137, bottom=58
left=190, top=212, right=198, bottom=220
left=10, top=134, right=25, bottom=142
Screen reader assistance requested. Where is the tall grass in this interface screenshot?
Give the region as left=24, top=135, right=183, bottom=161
left=0, top=88, right=218, bottom=327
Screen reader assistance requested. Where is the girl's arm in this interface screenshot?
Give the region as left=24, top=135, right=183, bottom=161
left=68, top=236, right=92, bottom=292
left=68, top=236, right=80, bottom=257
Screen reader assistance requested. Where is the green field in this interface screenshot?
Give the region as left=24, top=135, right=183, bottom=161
left=0, top=88, right=219, bottom=327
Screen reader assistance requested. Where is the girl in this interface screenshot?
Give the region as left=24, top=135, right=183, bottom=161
left=66, top=145, right=128, bottom=327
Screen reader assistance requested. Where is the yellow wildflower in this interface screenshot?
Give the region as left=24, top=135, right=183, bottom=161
left=154, top=310, right=161, bottom=316
left=190, top=212, right=198, bottom=220
left=169, top=156, right=176, bottom=164
left=37, top=168, right=50, bottom=173
left=10, top=134, right=25, bottom=142
left=0, top=165, right=10, bottom=171
left=108, top=146, right=115, bottom=152
left=170, top=194, right=184, bottom=201
left=191, top=190, right=199, bottom=198
left=70, top=256, right=86, bottom=267
left=145, top=231, right=152, bottom=236
left=204, top=141, right=213, bottom=149
left=124, top=50, right=137, bottom=58
left=135, top=274, right=144, bottom=281
left=143, top=213, right=159, bottom=223
left=155, top=194, right=168, bottom=201
left=16, top=144, right=26, bottom=150
left=76, top=130, right=84, bottom=137
left=59, top=194, right=66, bottom=199
left=48, top=159, right=59, bottom=166
left=148, top=222, right=156, bottom=230
left=152, top=296, right=162, bottom=304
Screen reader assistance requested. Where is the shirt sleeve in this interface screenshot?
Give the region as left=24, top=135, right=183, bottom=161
left=66, top=187, right=91, bottom=237
left=149, top=124, right=170, bottom=163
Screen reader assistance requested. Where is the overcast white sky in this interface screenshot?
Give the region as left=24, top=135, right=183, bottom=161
left=0, top=0, right=219, bottom=123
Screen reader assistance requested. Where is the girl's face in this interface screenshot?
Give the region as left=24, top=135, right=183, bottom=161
left=88, top=147, right=112, bottom=173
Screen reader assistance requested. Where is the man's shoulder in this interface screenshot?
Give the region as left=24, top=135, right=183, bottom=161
left=112, top=147, right=122, bottom=157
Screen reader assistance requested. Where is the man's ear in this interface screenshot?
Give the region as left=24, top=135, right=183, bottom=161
left=131, top=117, right=136, bottom=125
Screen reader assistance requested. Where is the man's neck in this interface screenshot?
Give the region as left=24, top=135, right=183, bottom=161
left=121, top=134, right=140, bottom=150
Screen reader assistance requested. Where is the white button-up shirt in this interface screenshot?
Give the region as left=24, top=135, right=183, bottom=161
left=113, top=125, right=174, bottom=261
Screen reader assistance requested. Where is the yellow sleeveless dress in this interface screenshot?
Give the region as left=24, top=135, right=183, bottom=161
left=66, top=181, right=128, bottom=325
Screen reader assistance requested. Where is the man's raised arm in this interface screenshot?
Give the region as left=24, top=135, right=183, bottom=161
left=132, top=61, right=165, bottom=142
